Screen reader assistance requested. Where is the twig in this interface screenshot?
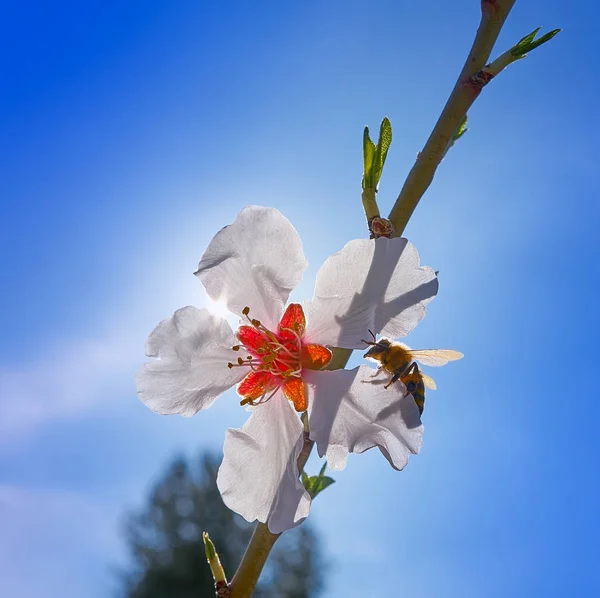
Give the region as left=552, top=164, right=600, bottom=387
left=469, top=26, right=560, bottom=89
left=388, top=0, right=516, bottom=236
left=228, top=346, right=351, bottom=597
left=225, top=3, right=537, bottom=594
left=228, top=432, right=315, bottom=598
left=204, top=532, right=232, bottom=597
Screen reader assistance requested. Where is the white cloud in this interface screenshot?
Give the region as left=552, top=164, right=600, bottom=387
left=0, top=210, right=225, bottom=445
left=0, top=328, right=140, bottom=443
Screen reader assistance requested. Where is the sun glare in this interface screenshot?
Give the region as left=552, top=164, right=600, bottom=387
left=203, top=296, right=238, bottom=326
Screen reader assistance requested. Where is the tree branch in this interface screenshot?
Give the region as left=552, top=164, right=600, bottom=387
left=228, top=345, right=351, bottom=597
left=228, top=432, right=315, bottom=598
left=388, top=0, right=516, bottom=236
left=225, top=4, right=529, bottom=594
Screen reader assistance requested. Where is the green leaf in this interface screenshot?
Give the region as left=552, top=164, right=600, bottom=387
left=362, top=126, right=376, bottom=190
left=302, top=462, right=336, bottom=498
left=311, top=476, right=336, bottom=497
left=453, top=114, right=468, bottom=142
left=511, top=27, right=561, bottom=58
left=525, top=29, right=561, bottom=53
left=304, top=474, right=336, bottom=498
left=442, top=114, right=468, bottom=159
left=373, top=117, right=392, bottom=188
left=318, top=461, right=327, bottom=479
left=301, top=470, right=311, bottom=492
left=516, top=26, right=541, bottom=49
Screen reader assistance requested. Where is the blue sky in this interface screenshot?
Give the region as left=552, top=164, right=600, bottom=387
left=1, top=1, right=599, bottom=596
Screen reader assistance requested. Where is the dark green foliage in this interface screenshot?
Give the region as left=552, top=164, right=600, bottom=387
left=119, top=453, right=326, bottom=598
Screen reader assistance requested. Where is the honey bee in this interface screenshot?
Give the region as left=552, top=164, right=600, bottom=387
left=362, top=331, right=463, bottom=414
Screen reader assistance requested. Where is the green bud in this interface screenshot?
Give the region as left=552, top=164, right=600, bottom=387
left=302, top=461, right=336, bottom=498
left=203, top=531, right=216, bottom=561
left=452, top=114, right=468, bottom=143
left=362, top=126, right=377, bottom=190
left=511, top=27, right=561, bottom=59
left=362, top=117, right=392, bottom=190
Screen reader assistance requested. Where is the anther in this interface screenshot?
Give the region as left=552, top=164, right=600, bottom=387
left=251, top=318, right=261, bottom=327
left=227, top=362, right=234, bottom=369
left=231, top=345, right=241, bottom=351
left=237, top=357, right=245, bottom=365
left=242, top=307, right=250, bottom=316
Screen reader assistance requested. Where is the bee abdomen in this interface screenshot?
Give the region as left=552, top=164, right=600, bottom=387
left=414, top=397, right=425, bottom=415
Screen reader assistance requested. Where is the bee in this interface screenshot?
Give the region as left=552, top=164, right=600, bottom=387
left=362, top=331, right=463, bottom=414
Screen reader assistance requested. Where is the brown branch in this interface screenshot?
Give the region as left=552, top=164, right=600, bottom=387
left=226, top=5, right=518, bottom=594
left=388, top=0, right=516, bottom=236
left=228, top=524, right=279, bottom=598
left=228, top=432, right=315, bottom=598
left=228, top=345, right=351, bottom=597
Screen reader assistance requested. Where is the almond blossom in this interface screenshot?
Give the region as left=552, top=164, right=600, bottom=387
left=135, top=206, right=438, bottom=533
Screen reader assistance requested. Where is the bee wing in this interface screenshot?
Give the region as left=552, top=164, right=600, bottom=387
left=420, top=372, right=437, bottom=390
left=408, top=349, right=463, bottom=367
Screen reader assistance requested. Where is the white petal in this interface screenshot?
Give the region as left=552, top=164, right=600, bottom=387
left=195, top=206, right=308, bottom=330
left=135, top=307, right=245, bottom=416
left=217, top=392, right=311, bottom=534
left=305, top=238, right=438, bottom=349
left=306, top=366, right=423, bottom=471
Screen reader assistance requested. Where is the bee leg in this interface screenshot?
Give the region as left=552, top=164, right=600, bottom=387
left=384, top=364, right=410, bottom=389
left=384, top=373, right=401, bottom=389
left=370, top=367, right=385, bottom=379
left=405, top=362, right=419, bottom=376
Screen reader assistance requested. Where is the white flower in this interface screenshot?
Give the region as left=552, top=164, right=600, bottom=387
left=136, top=206, right=438, bottom=533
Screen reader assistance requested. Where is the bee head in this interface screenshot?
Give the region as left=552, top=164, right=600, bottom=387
left=364, top=338, right=391, bottom=360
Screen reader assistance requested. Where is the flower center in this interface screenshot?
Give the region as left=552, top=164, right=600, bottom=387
left=227, top=306, right=304, bottom=407
left=227, top=304, right=332, bottom=411
left=228, top=307, right=303, bottom=378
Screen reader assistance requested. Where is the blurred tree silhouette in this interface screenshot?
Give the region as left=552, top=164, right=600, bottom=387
left=119, top=453, right=326, bottom=598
